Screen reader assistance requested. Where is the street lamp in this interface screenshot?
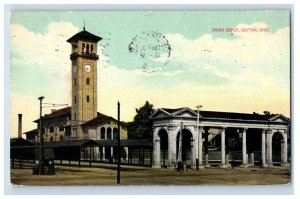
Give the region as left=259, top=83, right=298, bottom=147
left=38, top=96, right=44, bottom=175
left=196, top=105, right=203, bottom=170
left=36, top=97, right=68, bottom=175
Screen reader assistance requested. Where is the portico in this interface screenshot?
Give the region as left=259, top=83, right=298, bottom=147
left=150, top=107, right=290, bottom=169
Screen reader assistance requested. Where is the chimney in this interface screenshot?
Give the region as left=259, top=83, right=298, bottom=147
left=18, top=114, right=22, bottom=138
left=51, top=109, right=57, bottom=113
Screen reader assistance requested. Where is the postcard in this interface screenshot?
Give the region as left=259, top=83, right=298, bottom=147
left=10, top=10, right=290, bottom=186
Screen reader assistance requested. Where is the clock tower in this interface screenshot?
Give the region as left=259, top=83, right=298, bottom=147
left=67, top=27, right=102, bottom=138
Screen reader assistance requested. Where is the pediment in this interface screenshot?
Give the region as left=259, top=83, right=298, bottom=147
left=149, top=109, right=170, bottom=119
left=269, top=114, right=290, bottom=123
left=172, top=108, right=197, bottom=118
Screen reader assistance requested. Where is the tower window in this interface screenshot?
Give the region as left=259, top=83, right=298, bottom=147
left=86, top=95, right=90, bottom=102
left=74, top=78, right=77, bottom=86
left=86, top=44, right=90, bottom=54
left=86, top=78, right=90, bottom=85
left=82, top=43, right=85, bottom=54
left=74, top=95, right=77, bottom=104
left=91, top=44, right=94, bottom=53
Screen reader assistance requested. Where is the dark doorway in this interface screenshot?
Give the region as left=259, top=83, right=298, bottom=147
left=176, top=129, right=193, bottom=163
left=158, top=129, right=168, bottom=167
left=272, top=132, right=283, bottom=163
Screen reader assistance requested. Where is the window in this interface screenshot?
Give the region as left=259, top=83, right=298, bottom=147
left=74, top=78, right=76, bottom=86
left=74, top=113, right=76, bottom=120
left=86, top=78, right=90, bottom=85
left=50, top=136, right=53, bottom=142
left=86, top=95, right=90, bottom=102
left=74, top=96, right=77, bottom=104
left=60, top=135, right=64, bottom=141
left=50, top=126, right=54, bottom=133
left=91, top=44, right=94, bottom=53
left=72, top=129, right=77, bottom=138
left=100, top=127, right=105, bottom=139
left=113, top=128, right=118, bottom=139
left=86, top=44, right=90, bottom=54
left=59, top=125, right=64, bottom=131
left=107, top=128, right=112, bottom=139
left=82, top=43, right=85, bottom=53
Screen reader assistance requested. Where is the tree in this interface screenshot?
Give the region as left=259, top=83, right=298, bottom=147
left=128, top=101, right=154, bottom=139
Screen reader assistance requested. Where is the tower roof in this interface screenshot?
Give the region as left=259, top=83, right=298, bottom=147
left=67, top=29, right=102, bottom=43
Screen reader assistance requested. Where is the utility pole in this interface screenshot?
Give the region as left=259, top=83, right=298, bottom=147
left=38, top=96, right=44, bottom=175
left=117, top=101, right=121, bottom=184
left=196, top=105, right=202, bottom=170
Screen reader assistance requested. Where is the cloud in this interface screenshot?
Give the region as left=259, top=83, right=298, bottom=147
left=159, top=70, right=183, bottom=77
left=10, top=21, right=290, bottom=138
left=166, top=22, right=290, bottom=80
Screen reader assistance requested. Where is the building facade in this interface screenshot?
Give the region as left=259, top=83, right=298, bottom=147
left=150, top=107, right=290, bottom=168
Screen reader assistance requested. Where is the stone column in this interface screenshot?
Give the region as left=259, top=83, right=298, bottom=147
left=190, top=138, right=195, bottom=168
left=261, top=129, right=267, bottom=167
left=104, top=128, right=107, bottom=160
left=266, top=130, right=273, bottom=167
left=153, top=136, right=161, bottom=168
left=241, top=128, right=249, bottom=167
left=281, top=130, right=289, bottom=166
left=124, top=147, right=129, bottom=161
left=102, top=146, right=105, bottom=161
left=204, top=127, right=210, bottom=167
left=168, top=128, right=176, bottom=168
left=198, top=126, right=204, bottom=168
left=111, top=132, right=114, bottom=159
left=220, top=127, right=228, bottom=168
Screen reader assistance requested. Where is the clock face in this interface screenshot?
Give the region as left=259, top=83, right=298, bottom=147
left=84, top=64, right=92, bottom=72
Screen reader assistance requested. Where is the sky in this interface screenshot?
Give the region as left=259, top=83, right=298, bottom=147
left=10, top=10, right=290, bottom=138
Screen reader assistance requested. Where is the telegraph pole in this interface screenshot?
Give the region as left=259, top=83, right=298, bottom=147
left=117, top=101, right=121, bottom=184
left=38, top=96, right=44, bottom=175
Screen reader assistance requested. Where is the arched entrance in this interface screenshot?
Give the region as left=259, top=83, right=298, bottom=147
left=158, top=129, right=168, bottom=167
left=272, top=132, right=283, bottom=164
left=176, top=129, right=193, bottom=164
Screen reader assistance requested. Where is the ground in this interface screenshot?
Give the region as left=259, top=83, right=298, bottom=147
left=10, top=165, right=291, bottom=186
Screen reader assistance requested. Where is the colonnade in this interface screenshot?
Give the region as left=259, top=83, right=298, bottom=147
left=153, top=126, right=289, bottom=169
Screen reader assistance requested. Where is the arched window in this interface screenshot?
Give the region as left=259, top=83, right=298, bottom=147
left=91, top=44, right=94, bottom=53
left=50, top=136, right=53, bottom=142
left=60, top=135, right=64, bottom=141
left=82, top=43, right=85, bottom=53
left=100, top=127, right=105, bottom=139
left=59, top=125, right=64, bottom=132
left=50, top=126, right=54, bottom=133
left=86, top=44, right=90, bottom=54
left=113, top=128, right=117, bottom=139
left=107, top=127, right=112, bottom=139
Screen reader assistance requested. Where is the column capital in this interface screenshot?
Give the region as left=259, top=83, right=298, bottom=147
left=266, top=129, right=273, bottom=134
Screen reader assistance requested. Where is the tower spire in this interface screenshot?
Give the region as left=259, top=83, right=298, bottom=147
left=83, top=20, right=85, bottom=31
